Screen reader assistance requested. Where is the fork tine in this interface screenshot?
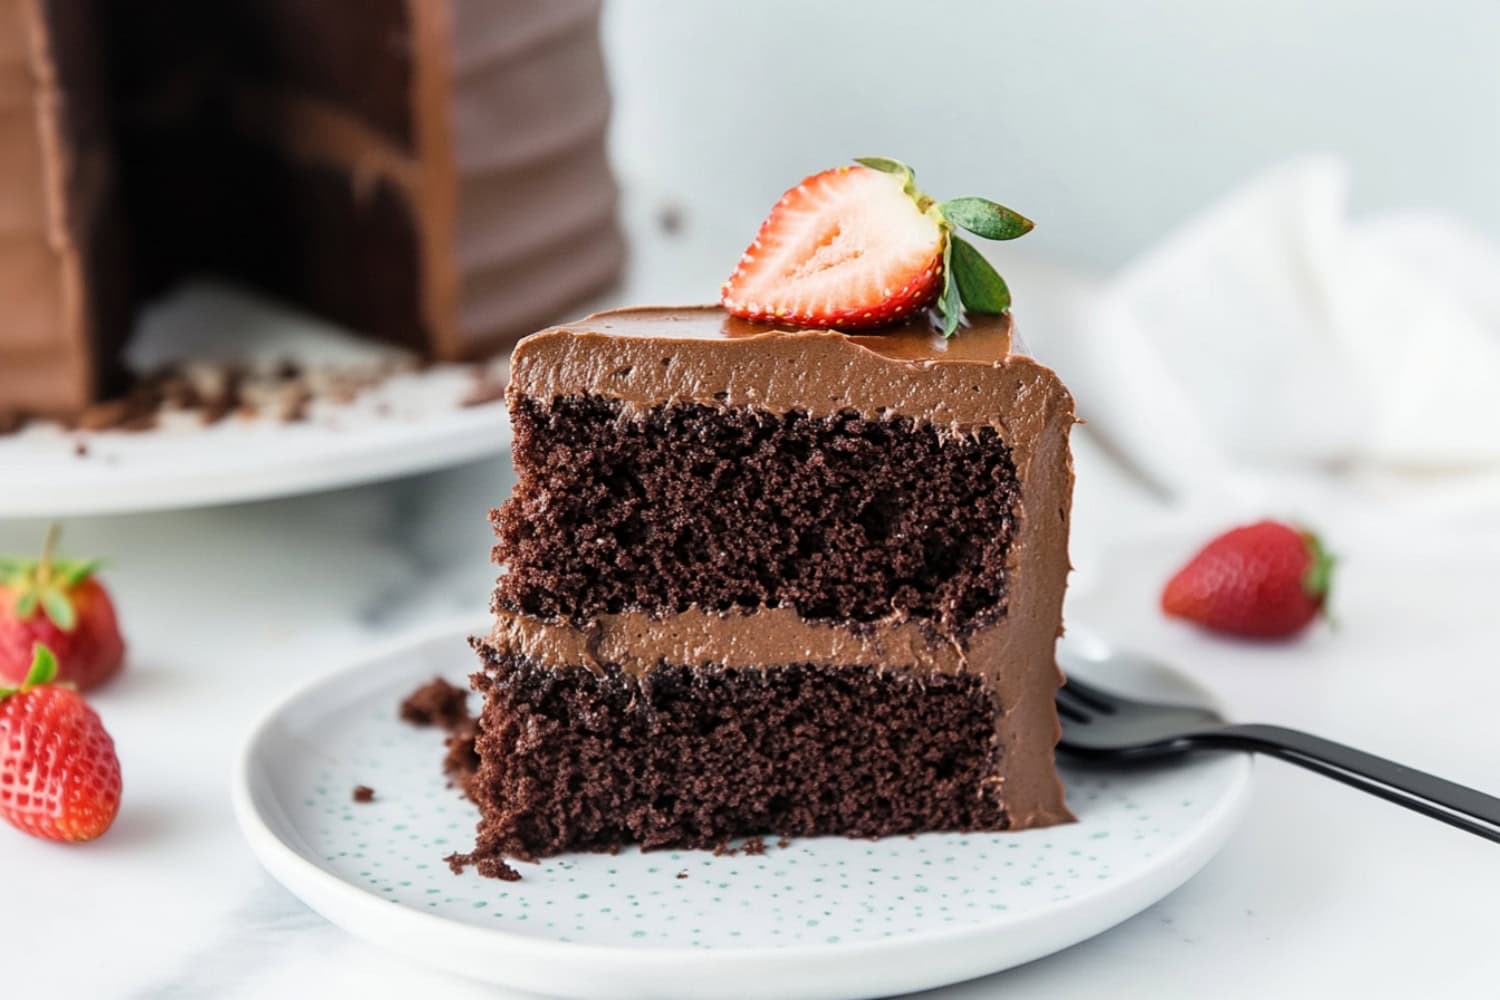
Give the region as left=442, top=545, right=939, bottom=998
left=1054, top=686, right=1094, bottom=723
left=1059, top=675, right=1119, bottom=715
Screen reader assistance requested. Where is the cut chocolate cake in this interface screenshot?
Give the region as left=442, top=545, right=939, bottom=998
left=455, top=305, right=1076, bottom=870
left=1, top=0, right=621, bottom=418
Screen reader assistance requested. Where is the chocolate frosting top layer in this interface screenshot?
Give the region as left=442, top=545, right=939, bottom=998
left=508, top=305, right=1069, bottom=431
left=496, top=305, right=1078, bottom=828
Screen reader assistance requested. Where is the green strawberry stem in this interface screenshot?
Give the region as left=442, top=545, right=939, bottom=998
left=37, top=522, right=59, bottom=582
left=1301, top=530, right=1336, bottom=623
left=854, top=156, right=1032, bottom=338
left=25, top=644, right=58, bottom=687
left=0, top=644, right=57, bottom=701
left=2, top=524, right=96, bottom=632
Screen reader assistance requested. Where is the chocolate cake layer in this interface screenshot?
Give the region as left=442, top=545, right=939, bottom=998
left=482, top=599, right=1071, bottom=830
left=462, top=647, right=1010, bottom=861
left=495, top=395, right=1022, bottom=630
left=0, top=0, right=622, bottom=418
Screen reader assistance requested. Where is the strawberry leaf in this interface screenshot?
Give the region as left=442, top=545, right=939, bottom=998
left=25, top=644, right=58, bottom=688
left=1301, top=530, right=1336, bottom=610
left=950, top=237, right=1011, bottom=314
left=853, top=157, right=919, bottom=199
left=15, top=590, right=39, bottom=619
left=853, top=156, right=912, bottom=180
left=940, top=198, right=1034, bottom=241
left=40, top=588, right=77, bottom=631
left=937, top=238, right=964, bottom=338
left=60, top=559, right=102, bottom=587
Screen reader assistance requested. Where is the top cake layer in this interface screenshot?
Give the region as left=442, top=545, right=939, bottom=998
left=499, top=305, right=1074, bottom=633
left=508, top=305, right=1069, bottom=430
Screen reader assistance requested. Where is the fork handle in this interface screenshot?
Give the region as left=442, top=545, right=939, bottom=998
left=1196, top=724, right=1500, bottom=843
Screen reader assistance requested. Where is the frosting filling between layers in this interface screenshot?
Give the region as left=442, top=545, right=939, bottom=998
left=486, top=605, right=966, bottom=675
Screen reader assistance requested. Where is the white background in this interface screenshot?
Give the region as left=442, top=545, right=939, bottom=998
left=603, top=0, right=1500, bottom=269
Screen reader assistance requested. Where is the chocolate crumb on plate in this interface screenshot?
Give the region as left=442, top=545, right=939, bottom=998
left=400, top=676, right=470, bottom=729
left=656, top=202, right=685, bottom=236
left=352, top=785, right=375, bottom=803
left=446, top=851, right=522, bottom=882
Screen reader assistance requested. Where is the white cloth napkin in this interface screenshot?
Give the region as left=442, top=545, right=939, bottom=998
left=1039, top=157, right=1500, bottom=516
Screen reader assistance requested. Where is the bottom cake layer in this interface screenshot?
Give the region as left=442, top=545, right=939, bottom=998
left=454, top=643, right=1018, bottom=872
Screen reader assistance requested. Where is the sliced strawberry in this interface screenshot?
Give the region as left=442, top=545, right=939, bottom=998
left=721, top=158, right=1033, bottom=335
left=722, top=165, right=943, bottom=329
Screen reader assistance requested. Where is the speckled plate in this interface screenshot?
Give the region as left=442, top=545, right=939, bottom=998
left=232, top=621, right=1252, bottom=1000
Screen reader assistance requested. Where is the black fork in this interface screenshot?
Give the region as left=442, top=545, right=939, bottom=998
left=1057, top=670, right=1500, bottom=843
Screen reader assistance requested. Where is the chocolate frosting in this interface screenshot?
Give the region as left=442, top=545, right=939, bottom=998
left=492, top=305, right=1077, bottom=828
left=0, top=0, right=124, bottom=416
left=0, top=0, right=622, bottom=417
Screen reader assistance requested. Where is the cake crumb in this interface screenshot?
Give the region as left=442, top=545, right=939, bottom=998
left=777, top=837, right=791, bottom=849
left=675, top=870, right=688, bottom=880
left=656, top=203, right=685, bottom=236
left=74, top=399, right=133, bottom=431
left=400, top=676, right=470, bottom=729
left=446, top=851, right=522, bottom=882
left=712, top=835, right=768, bottom=857
left=400, top=677, right=480, bottom=797
left=352, top=785, right=375, bottom=803
left=73, top=440, right=89, bottom=457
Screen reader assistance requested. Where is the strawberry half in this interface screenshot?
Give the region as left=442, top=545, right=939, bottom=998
left=721, top=157, right=1033, bottom=336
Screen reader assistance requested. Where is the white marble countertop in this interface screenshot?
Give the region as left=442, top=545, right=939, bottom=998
left=4, top=428, right=1499, bottom=998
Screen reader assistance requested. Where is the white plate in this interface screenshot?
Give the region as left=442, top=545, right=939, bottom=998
left=0, top=284, right=511, bottom=518
left=233, top=623, right=1251, bottom=1000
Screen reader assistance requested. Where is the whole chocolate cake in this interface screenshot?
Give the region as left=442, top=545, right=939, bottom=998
left=453, top=304, right=1076, bottom=871
left=1, top=0, right=621, bottom=419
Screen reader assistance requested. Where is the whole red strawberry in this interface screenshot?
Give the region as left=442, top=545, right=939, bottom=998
left=0, top=644, right=122, bottom=842
left=722, top=157, right=1033, bottom=336
left=1162, top=520, right=1334, bottom=639
left=0, top=526, right=125, bottom=691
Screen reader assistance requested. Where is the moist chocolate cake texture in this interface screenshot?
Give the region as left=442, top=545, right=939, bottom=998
left=450, top=305, right=1077, bottom=874
left=1, top=0, right=621, bottom=419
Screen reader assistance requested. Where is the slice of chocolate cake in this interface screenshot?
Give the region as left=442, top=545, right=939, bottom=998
left=456, top=305, right=1076, bottom=869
